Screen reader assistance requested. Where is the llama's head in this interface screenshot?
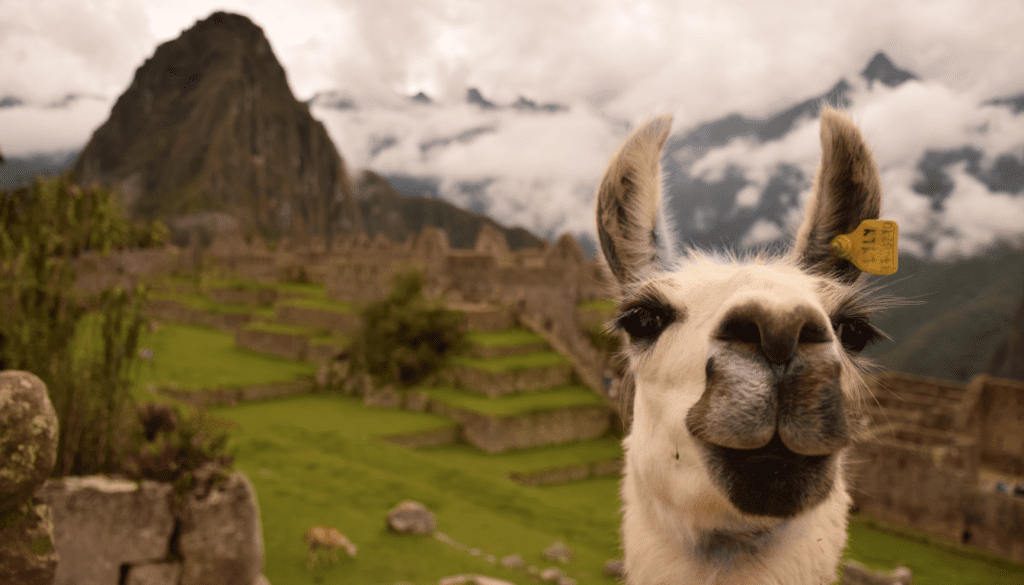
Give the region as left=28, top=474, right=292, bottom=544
left=598, top=109, right=887, bottom=522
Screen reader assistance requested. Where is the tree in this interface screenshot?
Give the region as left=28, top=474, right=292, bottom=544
left=349, top=270, right=466, bottom=387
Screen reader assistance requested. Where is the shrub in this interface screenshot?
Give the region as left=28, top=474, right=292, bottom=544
left=349, top=270, right=466, bottom=387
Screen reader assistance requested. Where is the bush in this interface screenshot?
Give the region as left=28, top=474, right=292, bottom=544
left=0, top=175, right=228, bottom=479
left=349, top=270, right=466, bottom=387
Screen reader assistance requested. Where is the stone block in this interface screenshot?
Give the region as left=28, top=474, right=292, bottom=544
left=39, top=476, right=175, bottom=585
left=126, top=562, right=183, bottom=585
left=178, top=471, right=264, bottom=585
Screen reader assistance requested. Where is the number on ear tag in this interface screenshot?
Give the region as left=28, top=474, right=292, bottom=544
left=829, top=219, right=898, bottom=275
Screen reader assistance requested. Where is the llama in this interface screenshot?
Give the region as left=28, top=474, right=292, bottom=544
left=596, top=109, right=893, bottom=585
left=304, top=526, right=357, bottom=570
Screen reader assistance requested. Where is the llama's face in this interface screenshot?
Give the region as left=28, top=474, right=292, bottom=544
left=597, top=110, right=884, bottom=523
left=617, top=258, right=877, bottom=518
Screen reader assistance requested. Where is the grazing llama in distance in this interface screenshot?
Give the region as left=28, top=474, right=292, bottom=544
left=304, top=526, right=357, bottom=570
left=596, top=109, right=892, bottom=585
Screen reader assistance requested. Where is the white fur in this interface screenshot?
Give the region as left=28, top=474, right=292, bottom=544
left=597, top=111, right=885, bottom=585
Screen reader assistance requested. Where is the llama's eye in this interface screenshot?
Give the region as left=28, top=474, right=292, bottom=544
left=616, top=302, right=675, bottom=345
left=832, top=317, right=881, bottom=353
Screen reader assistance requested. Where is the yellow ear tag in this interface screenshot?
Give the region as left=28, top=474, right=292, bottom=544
left=829, top=219, right=898, bottom=275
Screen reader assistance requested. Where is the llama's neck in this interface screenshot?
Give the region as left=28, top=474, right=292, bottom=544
left=620, top=441, right=851, bottom=585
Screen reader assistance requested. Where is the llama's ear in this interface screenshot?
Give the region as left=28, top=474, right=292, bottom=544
left=794, top=109, right=882, bottom=284
left=596, top=115, right=674, bottom=288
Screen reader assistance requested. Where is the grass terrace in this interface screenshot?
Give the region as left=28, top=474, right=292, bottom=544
left=423, top=385, right=605, bottom=416
left=451, top=351, right=569, bottom=372
left=276, top=296, right=356, bottom=313
left=466, top=328, right=546, bottom=347
left=242, top=321, right=332, bottom=338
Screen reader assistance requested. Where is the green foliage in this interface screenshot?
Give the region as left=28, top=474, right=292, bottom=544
left=350, top=270, right=467, bottom=387
left=124, top=403, right=234, bottom=497
left=0, top=175, right=227, bottom=478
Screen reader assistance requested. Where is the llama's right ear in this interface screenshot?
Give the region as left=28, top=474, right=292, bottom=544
left=794, top=109, right=882, bottom=284
left=596, top=115, right=674, bottom=288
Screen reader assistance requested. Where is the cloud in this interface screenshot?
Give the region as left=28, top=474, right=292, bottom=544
left=0, top=98, right=114, bottom=156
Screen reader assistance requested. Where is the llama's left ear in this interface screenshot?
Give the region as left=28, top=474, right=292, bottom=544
left=794, top=109, right=882, bottom=284
left=596, top=115, right=674, bottom=289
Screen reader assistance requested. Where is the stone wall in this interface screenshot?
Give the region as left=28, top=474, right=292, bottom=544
left=275, top=304, right=360, bottom=335
left=234, top=328, right=309, bottom=361
left=39, top=472, right=267, bottom=585
left=850, top=371, right=1024, bottom=563
left=428, top=401, right=611, bottom=454
left=447, top=362, right=573, bottom=397
left=976, top=376, right=1024, bottom=476
left=0, top=370, right=269, bottom=585
left=147, top=299, right=252, bottom=332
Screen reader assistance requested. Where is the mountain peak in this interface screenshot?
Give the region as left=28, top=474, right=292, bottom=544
left=861, top=52, right=917, bottom=88
left=466, top=88, right=496, bottom=109
left=411, top=91, right=433, bottom=104
left=74, top=10, right=362, bottom=244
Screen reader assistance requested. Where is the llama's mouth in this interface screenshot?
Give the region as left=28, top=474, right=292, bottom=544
left=699, top=433, right=835, bottom=518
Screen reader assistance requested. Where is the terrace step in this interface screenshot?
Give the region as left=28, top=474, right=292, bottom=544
left=274, top=301, right=360, bottom=336
left=450, top=303, right=514, bottom=332
left=423, top=386, right=612, bottom=454
left=147, top=298, right=252, bottom=332
left=446, top=353, right=573, bottom=397
left=509, top=456, right=623, bottom=487
left=466, top=329, right=550, bottom=359
left=234, top=324, right=315, bottom=361
left=380, top=425, right=461, bottom=449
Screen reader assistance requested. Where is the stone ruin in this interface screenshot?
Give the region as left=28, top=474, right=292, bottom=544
left=0, top=370, right=269, bottom=585
left=851, top=371, right=1024, bottom=563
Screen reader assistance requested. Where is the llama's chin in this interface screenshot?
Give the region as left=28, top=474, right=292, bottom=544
left=699, top=433, right=837, bottom=518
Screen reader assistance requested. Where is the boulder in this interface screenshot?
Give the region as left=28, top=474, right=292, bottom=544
left=603, top=559, right=625, bottom=580
left=500, top=553, right=525, bottom=569
left=540, top=567, right=564, bottom=583
left=543, top=540, right=573, bottom=563
left=0, top=371, right=59, bottom=513
left=0, top=497, right=58, bottom=585
left=39, top=476, right=175, bottom=585
left=178, top=471, right=264, bottom=585
left=437, top=575, right=515, bottom=585
left=387, top=500, right=436, bottom=535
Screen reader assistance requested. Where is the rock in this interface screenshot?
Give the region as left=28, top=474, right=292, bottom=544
left=39, top=476, right=176, bottom=585
left=841, top=560, right=913, bottom=585
left=0, top=371, right=59, bottom=513
left=437, top=576, right=515, bottom=585
left=387, top=500, right=436, bottom=535
left=125, top=562, right=183, bottom=585
left=543, top=540, right=573, bottom=563
left=0, top=497, right=58, bottom=585
left=603, top=559, right=626, bottom=580
left=540, top=567, right=563, bottom=582
left=404, top=390, right=430, bottom=412
left=557, top=578, right=577, bottom=585
left=500, top=553, right=526, bottom=569
left=364, top=385, right=402, bottom=408
left=252, top=575, right=271, bottom=585
left=178, top=471, right=264, bottom=585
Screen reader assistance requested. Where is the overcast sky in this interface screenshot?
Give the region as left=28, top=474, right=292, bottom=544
left=2, top=0, right=1024, bottom=259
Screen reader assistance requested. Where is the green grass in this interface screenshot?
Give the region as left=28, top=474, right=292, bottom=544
left=451, top=351, right=569, bottom=372
left=205, top=277, right=277, bottom=292
left=243, top=321, right=330, bottom=338
left=130, top=323, right=315, bottom=392
left=423, top=385, right=606, bottom=416
left=421, top=437, right=622, bottom=477
left=208, top=395, right=625, bottom=585
left=277, top=296, right=356, bottom=313
left=843, top=515, right=1024, bottom=584
left=466, top=329, right=545, bottom=347
left=275, top=281, right=328, bottom=300
left=208, top=394, right=1024, bottom=585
